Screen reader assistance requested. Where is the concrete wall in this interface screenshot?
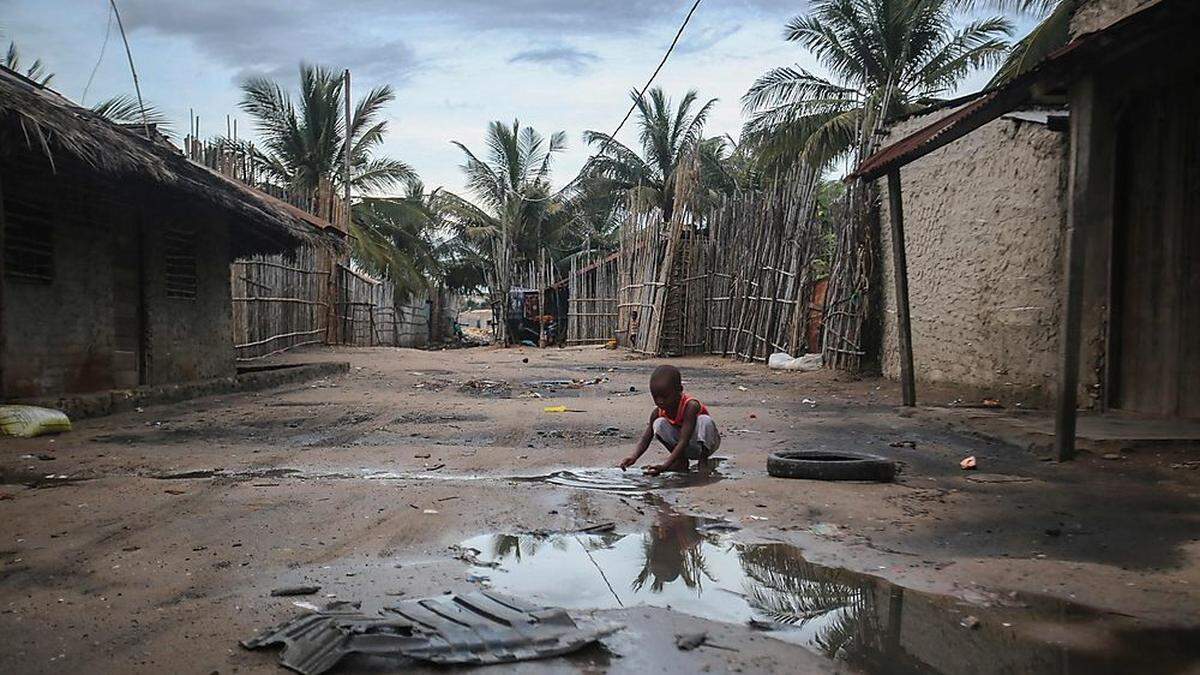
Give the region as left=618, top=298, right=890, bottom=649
left=876, top=108, right=1076, bottom=404
left=1071, top=0, right=1152, bottom=37
left=2, top=152, right=236, bottom=398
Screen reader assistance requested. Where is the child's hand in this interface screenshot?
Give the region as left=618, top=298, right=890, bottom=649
left=643, top=464, right=664, bottom=476
left=618, top=455, right=637, bottom=470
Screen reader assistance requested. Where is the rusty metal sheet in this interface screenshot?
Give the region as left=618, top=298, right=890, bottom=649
left=242, top=591, right=620, bottom=674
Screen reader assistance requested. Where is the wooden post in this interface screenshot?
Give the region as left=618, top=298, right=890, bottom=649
left=343, top=69, right=352, bottom=211
left=887, top=170, right=916, bottom=406
left=1055, top=77, right=1098, bottom=462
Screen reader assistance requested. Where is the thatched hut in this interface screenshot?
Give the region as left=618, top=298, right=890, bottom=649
left=0, top=66, right=337, bottom=399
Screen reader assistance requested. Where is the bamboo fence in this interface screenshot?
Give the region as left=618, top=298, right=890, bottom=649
left=231, top=246, right=332, bottom=360
left=614, top=157, right=823, bottom=361
left=704, top=165, right=822, bottom=362
left=566, top=252, right=619, bottom=345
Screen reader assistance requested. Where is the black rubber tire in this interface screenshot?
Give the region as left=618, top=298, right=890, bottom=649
left=767, top=451, right=897, bottom=482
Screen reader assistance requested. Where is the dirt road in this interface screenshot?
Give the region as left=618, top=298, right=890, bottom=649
left=2, top=346, right=1199, bottom=673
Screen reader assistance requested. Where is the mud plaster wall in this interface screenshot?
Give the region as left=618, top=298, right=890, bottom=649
left=141, top=196, right=236, bottom=386
left=1071, top=0, right=1152, bottom=37
left=876, top=111, right=1087, bottom=404
left=2, top=157, right=120, bottom=397
left=2, top=152, right=236, bottom=398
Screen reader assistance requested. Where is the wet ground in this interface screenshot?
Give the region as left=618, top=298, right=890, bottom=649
left=1, top=345, right=1199, bottom=674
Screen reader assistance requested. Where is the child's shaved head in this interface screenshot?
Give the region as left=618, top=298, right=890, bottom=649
left=650, top=365, right=682, bottom=393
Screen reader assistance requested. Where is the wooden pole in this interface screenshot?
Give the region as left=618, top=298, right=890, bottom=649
left=887, top=170, right=916, bottom=406
left=343, top=69, right=352, bottom=211
left=1055, top=77, right=1098, bottom=462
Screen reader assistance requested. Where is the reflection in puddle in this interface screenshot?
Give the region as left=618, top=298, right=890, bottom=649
left=516, top=466, right=725, bottom=493
left=460, top=504, right=1200, bottom=674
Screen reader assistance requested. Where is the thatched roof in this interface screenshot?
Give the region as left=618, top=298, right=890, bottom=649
left=0, top=66, right=338, bottom=256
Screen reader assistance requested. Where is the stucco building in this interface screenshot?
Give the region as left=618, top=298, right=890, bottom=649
left=854, top=0, right=1199, bottom=455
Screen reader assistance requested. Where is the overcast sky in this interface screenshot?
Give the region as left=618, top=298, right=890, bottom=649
left=2, top=1, right=1033, bottom=194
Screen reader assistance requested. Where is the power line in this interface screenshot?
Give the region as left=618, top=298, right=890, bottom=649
left=523, top=0, right=704, bottom=203
left=81, top=2, right=115, bottom=104
left=108, top=0, right=150, bottom=138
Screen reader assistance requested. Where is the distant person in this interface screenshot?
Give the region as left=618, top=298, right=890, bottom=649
left=619, top=365, right=720, bottom=475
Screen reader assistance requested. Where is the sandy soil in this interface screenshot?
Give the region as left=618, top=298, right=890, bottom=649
left=2, top=345, right=1198, bottom=674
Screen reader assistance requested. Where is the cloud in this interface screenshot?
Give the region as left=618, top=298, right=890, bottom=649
left=508, top=46, right=600, bottom=74
left=117, top=0, right=421, bottom=88
left=674, top=23, right=743, bottom=55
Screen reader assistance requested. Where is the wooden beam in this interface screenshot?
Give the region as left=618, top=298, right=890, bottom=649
left=1055, top=77, right=1098, bottom=462
left=887, top=170, right=917, bottom=406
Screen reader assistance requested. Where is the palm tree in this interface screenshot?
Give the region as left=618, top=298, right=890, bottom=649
left=239, top=64, right=413, bottom=195
left=971, top=1, right=1074, bottom=85
left=351, top=178, right=446, bottom=301
left=439, top=120, right=567, bottom=342
left=4, top=41, right=52, bottom=85
left=742, top=0, right=1013, bottom=171
left=90, top=94, right=172, bottom=132
left=583, top=87, right=716, bottom=223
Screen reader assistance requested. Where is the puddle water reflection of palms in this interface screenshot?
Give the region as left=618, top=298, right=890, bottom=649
left=461, top=501, right=1200, bottom=674
left=466, top=501, right=882, bottom=662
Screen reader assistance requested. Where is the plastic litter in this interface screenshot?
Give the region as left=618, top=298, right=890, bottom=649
left=0, top=405, right=72, bottom=438
left=767, top=352, right=823, bottom=371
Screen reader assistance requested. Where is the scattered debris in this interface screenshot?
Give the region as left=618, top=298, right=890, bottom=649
left=1101, top=453, right=1125, bottom=461
left=242, top=591, right=620, bottom=674
left=450, top=545, right=501, bottom=569
left=414, top=453, right=431, bottom=459
left=576, top=522, right=616, bottom=534
left=960, top=456, right=978, bottom=471
left=736, top=386, right=748, bottom=392
left=291, top=601, right=321, bottom=612
left=164, top=489, right=187, bottom=495
left=675, top=632, right=707, bottom=650
left=543, top=405, right=585, bottom=413
left=767, top=352, right=822, bottom=371
left=889, top=440, right=917, bottom=448
left=425, top=464, right=446, bottom=472
left=422, top=509, right=439, bottom=515
left=961, top=615, right=981, bottom=629
left=459, top=379, right=511, bottom=398
left=36, top=453, right=55, bottom=461
left=965, top=473, right=1033, bottom=484
left=271, top=585, right=321, bottom=597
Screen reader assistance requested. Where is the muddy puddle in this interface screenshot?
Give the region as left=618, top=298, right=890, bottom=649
left=142, top=466, right=725, bottom=493
left=458, top=504, right=1200, bottom=674
left=513, top=466, right=724, bottom=493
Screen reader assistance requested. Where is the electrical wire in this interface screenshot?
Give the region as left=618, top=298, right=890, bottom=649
left=519, top=0, right=704, bottom=203
left=108, top=0, right=150, bottom=137
left=81, top=2, right=114, bottom=104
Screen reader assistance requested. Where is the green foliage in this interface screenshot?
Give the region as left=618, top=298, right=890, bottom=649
left=440, top=120, right=568, bottom=269
left=583, top=87, right=717, bottom=222
left=89, top=94, right=173, bottom=134
left=742, top=0, right=1014, bottom=172
left=239, top=64, right=414, bottom=194
left=4, top=41, right=53, bottom=86
left=987, top=0, right=1075, bottom=85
